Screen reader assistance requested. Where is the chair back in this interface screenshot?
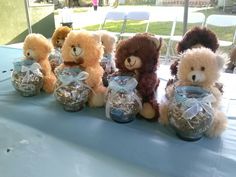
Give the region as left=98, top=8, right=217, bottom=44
left=205, top=15, right=236, bottom=47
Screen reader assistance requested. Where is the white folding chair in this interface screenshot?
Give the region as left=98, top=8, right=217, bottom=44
left=166, top=12, right=206, bottom=60
left=205, top=15, right=236, bottom=48
left=119, top=11, right=150, bottom=39
left=148, top=16, right=176, bottom=59
left=99, top=11, right=127, bottom=37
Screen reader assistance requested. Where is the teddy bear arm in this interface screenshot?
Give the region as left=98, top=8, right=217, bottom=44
left=138, top=74, right=159, bottom=101
left=85, top=66, right=104, bottom=88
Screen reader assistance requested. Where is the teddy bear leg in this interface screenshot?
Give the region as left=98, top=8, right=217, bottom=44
left=88, top=85, right=107, bottom=107
left=43, top=74, right=57, bottom=93
left=159, top=101, right=170, bottom=125
left=139, top=102, right=156, bottom=120
left=205, top=110, right=228, bottom=138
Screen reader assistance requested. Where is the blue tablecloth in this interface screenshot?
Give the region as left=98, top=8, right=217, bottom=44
left=0, top=46, right=236, bottom=177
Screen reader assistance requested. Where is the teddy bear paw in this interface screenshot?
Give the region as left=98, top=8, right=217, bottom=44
left=139, top=102, right=156, bottom=120
left=205, top=111, right=228, bottom=138
left=88, top=92, right=105, bottom=107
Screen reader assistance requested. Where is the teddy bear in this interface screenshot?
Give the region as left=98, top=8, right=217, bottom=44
left=225, top=46, right=236, bottom=73
left=98, top=30, right=117, bottom=86
left=160, top=47, right=227, bottom=139
left=23, top=33, right=57, bottom=93
left=114, top=33, right=162, bottom=121
left=55, top=30, right=106, bottom=107
left=166, top=26, right=224, bottom=93
left=49, top=26, right=71, bottom=72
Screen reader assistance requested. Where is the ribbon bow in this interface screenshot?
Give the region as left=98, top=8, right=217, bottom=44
left=108, top=77, right=138, bottom=93
left=21, top=63, right=42, bottom=83
left=58, top=71, right=89, bottom=85
left=182, top=94, right=216, bottom=121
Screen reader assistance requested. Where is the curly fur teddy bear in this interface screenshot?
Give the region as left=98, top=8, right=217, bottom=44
left=56, top=30, right=106, bottom=107
left=98, top=30, right=117, bottom=86
left=225, top=46, right=236, bottom=73
left=167, top=26, right=224, bottom=93
left=49, top=26, right=71, bottom=71
left=23, top=33, right=57, bottom=93
left=115, top=33, right=162, bottom=120
left=160, top=47, right=227, bottom=138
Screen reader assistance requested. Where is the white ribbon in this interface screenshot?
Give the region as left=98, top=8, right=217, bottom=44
left=21, top=63, right=42, bottom=83
left=59, top=71, right=89, bottom=85
left=182, top=94, right=215, bottom=121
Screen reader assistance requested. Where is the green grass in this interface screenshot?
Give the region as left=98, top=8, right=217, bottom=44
left=84, top=7, right=235, bottom=55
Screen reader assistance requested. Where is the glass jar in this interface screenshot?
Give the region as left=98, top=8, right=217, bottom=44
left=11, top=59, right=43, bottom=97
left=49, top=48, right=63, bottom=72
left=100, top=54, right=115, bottom=87
left=169, top=86, right=214, bottom=141
left=106, top=76, right=142, bottom=123
left=54, top=67, right=91, bottom=112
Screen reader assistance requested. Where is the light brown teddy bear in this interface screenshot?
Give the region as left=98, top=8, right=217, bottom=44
left=51, top=26, right=72, bottom=48
left=57, top=30, right=106, bottom=107
left=23, top=33, right=57, bottom=93
left=49, top=26, right=72, bottom=71
left=98, top=30, right=117, bottom=86
left=160, top=47, right=227, bottom=138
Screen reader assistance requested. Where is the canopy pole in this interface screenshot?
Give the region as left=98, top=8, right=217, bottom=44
left=24, top=0, right=32, bottom=34
left=183, top=0, right=189, bottom=35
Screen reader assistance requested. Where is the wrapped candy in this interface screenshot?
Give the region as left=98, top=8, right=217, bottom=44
left=11, top=59, right=43, bottom=97
left=169, top=86, right=214, bottom=141
left=100, top=54, right=116, bottom=87
left=49, top=48, right=63, bottom=72
left=54, top=68, right=91, bottom=112
left=106, top=76, right=142, bottom=123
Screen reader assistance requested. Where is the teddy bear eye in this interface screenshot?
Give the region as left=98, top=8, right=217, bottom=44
left=201, top=66, right=205, bottom=71
left=191, top=67, right=194, bottom=71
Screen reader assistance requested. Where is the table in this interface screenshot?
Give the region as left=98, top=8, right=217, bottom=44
left=1, top=46, right=236, bottom=177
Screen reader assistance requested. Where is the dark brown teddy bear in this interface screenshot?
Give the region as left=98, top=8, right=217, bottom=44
left=115, top=33, right=162, bottom=121
left=225, top=46, right=236, bottom=73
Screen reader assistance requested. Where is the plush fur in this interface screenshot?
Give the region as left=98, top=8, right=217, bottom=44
left=167, top=26, right=224, bottom=93
left=23, top=33, right=56, bottom=93
left=169, top=26, right=219, bottom=78
left=115, top=33, right=162, bottom=120
left=57, top=30, right=106, bottom=107
left=225, top=46, right=236, bottom=73
left=51, top=26, right=71, bottom=48
left=160, top=48, right=227, bottom=138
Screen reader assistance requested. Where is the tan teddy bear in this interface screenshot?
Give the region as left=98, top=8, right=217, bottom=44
left=23, top=33, right=57, bottom=93
left=160, top=47, right=227, bottom=139
left=56, top=30, right=106, bottom=107
left=49, top=26, right=72, bottom=71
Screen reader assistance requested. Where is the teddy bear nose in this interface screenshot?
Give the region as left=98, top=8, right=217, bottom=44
left=127, top=57, right=131, bottom=63
left=27, top=52, right=30, bottom=56
left=73, top=47, right=76, bottom=52
left=192, top=75, right=196, bottom=81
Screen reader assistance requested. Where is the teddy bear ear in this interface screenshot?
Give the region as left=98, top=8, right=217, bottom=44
left=92, top=33, right=101, bottom=44
left=216, top=52, right=227, bottom=70
left=150, top=36, right=162, bottom=49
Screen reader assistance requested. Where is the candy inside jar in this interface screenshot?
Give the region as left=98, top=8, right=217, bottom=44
left=54, top=68, right=91, bottom=112
left=11, top=59, right=43, bottom=97
left=49, top=48, right=63, bottom=72
left=106, top=76, right=142, bottom=123
left=169, top=86, right=214, bottom=141
left=100, top=54, right=115, bottom=87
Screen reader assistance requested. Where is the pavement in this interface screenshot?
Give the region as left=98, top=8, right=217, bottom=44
left=54, top=5, right=211, bottom=29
